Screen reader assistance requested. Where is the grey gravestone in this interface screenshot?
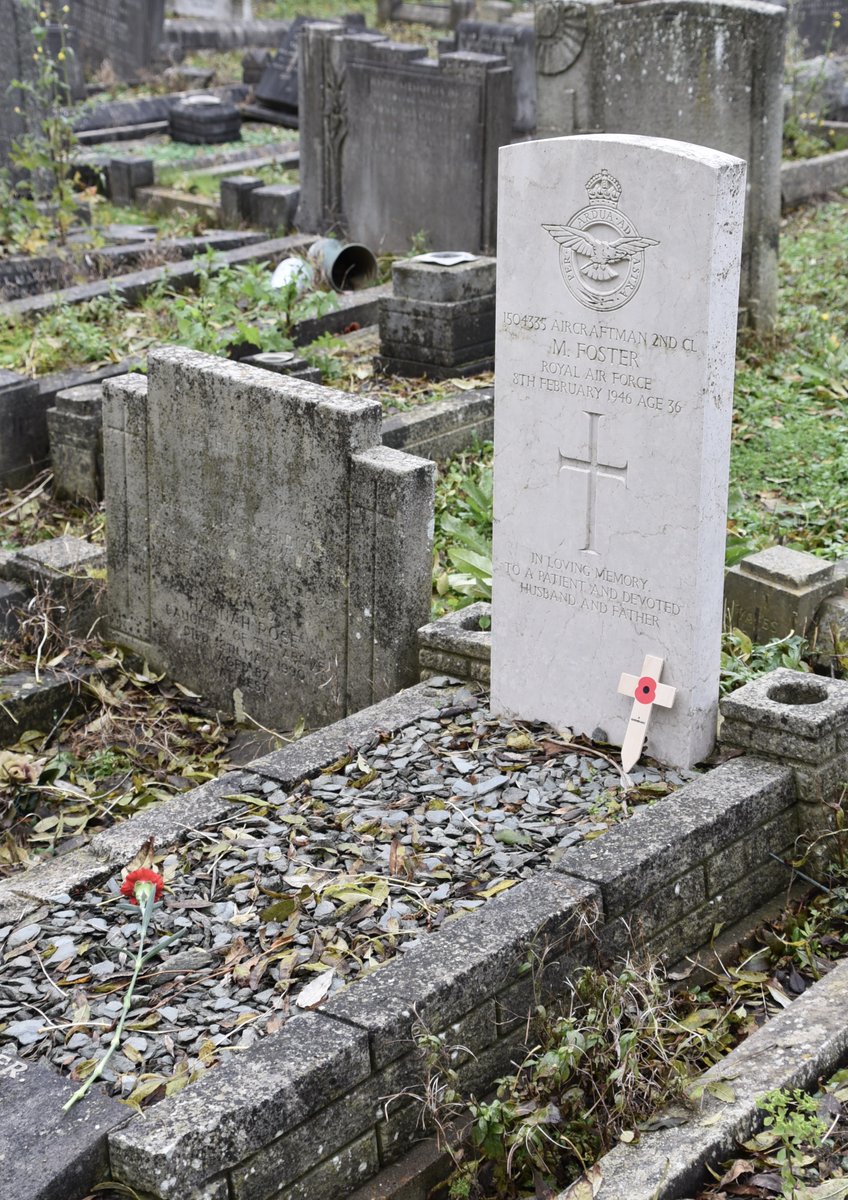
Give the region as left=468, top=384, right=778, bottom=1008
left=0, top=369, right=49, bottom=489
left=255, top=14, right=309, bottom=114
left=534, top=0, right=786, bottom=331
left=103, top=348, right=434, bottom=729
left=0, top=1047, right=127, bottom=1200
left=783, top=0, right=848, bottom=55
left=255, top=13, right=366, bottom=119
left=70, top=0, right=166, bottom=80
left=450, top=19, right=536, bottom=133
left=298, top=28, right=513, bottom=254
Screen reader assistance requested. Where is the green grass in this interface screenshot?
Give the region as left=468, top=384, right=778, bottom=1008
left=728, top=193, right=848, bottom=560
left=157, top=163, right=298, bottom=198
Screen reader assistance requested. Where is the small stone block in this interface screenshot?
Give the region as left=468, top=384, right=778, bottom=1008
left=248, top=184, right=300, bottom=232
left=725, top=546, right=844, bottom=641
left=47, top=385, right=104, bottom=502
left=418, top=602, right=492, bottom=662
left=391, top=255, right=497, bottom=302
left=740, top=545, right=835, bottom=588
left=108, top=156, right=155, bottom=206
left=54, top=382, right=104, bottom=417
left=220, top=175, right=264, bottom=226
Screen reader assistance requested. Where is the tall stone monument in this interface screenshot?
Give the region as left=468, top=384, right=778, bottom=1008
left=103, top=349, right=434, bottom=729
left=491, top=135, right=746, bottom=769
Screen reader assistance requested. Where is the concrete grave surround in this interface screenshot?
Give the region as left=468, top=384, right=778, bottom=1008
left=534, top=0, right=785, bottom=330
left=491, top=135, right=746, bottom=769
left=103, top=348, right=434, bottom=729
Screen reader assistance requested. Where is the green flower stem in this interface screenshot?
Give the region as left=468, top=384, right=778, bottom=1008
left=62, top=882, right=156, bottom=1113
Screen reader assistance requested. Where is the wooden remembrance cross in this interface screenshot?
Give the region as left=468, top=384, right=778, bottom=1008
left=617, top=654, right=677, bottom=772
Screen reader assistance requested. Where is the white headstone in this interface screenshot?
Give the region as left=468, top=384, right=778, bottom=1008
left=491, top=134, right=746, bottom=769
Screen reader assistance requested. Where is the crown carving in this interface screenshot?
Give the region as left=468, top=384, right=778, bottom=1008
left=585, top=169, right=622, bottom=205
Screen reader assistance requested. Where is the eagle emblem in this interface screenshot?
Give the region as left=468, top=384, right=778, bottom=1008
left=543, top=169, right=659, bottom=311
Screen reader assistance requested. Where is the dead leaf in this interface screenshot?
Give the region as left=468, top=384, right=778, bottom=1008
left=294, top=968, right=334, bottom=1010
left=559, top=1164, right=603, bottom=1200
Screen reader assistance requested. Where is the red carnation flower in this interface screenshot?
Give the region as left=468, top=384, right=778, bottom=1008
left=120, top=867, right=165, bottom=905
left=635, top=676, right=657, bottom=705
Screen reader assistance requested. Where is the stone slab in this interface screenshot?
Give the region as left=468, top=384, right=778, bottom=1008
left=391, top=254, right=497, bottom=302
left=0, top=1047, right=129, bottom=1200
left=781, top=146, right=848, bottom=209
left=490, top=134, right=746, bottom=769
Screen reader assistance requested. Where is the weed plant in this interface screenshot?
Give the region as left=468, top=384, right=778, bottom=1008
left=416, top=959, right=745, bottom=1199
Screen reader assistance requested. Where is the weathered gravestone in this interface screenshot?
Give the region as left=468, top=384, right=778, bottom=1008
left=534, top=0, right=785, bottom=331
left=103, top=349, right=434, bottom=729
left=254, top=14, right=309, bottom=117
left=68, top=0, right=166, bottom=79
left=491, top=135, right=746, bottom=769
left=0, top=1, right=39, bottom=172
left=443, top=18, right=536, bottom=134
left=298, top=27, right=512, bottom=253
left=251, top=13, right=366, bottom=125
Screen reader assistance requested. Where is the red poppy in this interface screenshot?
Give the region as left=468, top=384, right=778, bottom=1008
left=120, top=867, right=165, bottom=905
left=635, top=676, right=657, bottom=705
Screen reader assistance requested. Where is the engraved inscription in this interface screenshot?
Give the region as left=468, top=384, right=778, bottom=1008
left=500, top=553, right=683, bottom=632
left=558, top=411, right=627, bottom=555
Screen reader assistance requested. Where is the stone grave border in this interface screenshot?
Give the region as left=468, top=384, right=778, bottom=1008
left=555, top=950, right=848, bottom=1200
left=1, top=669, right=846, bottom=1199
left=781, top=148, right=848, bottom=209
left=0, top=234, right=312, bottom=322
left=161, top=18, right=291, bottom=52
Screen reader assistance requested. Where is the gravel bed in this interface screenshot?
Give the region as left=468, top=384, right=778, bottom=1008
left=0, top=686, right=698, bottom=1108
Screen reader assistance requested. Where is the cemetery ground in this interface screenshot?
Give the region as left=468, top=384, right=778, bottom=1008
left=0, top=178, right=846, bottom=1199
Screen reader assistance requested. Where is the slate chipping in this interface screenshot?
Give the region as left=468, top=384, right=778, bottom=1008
left=0, top=688, right=694, bottom=1110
